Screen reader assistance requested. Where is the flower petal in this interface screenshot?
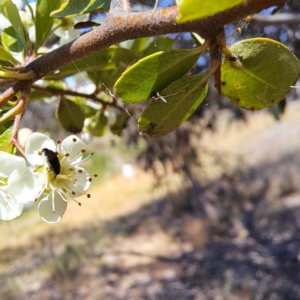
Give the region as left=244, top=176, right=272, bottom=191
left=0, top=190, right=24, bottom=220
left=25, top=132, right=56, bottom=165
left=38, top=192, right=67, bottom=224
left=64, top=167, right=91, bottom=197
left=7, top=168, right=44, bottom=203
left=0, top=151, right=26, bottom=178
left=61, top=135, right=85, bottom=163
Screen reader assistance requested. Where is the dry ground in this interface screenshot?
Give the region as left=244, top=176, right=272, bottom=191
left=1, top=102, right=300, bottom=300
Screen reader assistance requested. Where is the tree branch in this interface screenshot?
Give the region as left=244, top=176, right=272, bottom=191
left=32, top=84, right=124, bottom=111
left=22, top=0, right=286, bottom=85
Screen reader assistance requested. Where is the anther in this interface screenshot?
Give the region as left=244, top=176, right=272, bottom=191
left=87, top=194, right=91, bottom=198
left=72, top=138, right=77, bottom=142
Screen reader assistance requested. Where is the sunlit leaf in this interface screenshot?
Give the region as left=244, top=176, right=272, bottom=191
left=138, top=73, right=208, bottom=138
left=2, top=26, right=23, bottom=54
left=0, top=45, right=19, bottom=66
left=0, top=0, right=29, bottom=51
left=114, top=47, right=204, bottom=104
left=0, top=121, right=13, bottom=151
left=177, top=0, right=244, bottom=23
left=221, top=38, right=300, bottom=110
left=35, top=0, right=63, bottom=52
left=51, top=0, right=110, bottom=18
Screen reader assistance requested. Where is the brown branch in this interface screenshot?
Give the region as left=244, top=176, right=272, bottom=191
left=22, top=0, right=286, bottom=84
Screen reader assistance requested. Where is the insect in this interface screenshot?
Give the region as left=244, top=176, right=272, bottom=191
left=42, top=148, right=60, bottom=178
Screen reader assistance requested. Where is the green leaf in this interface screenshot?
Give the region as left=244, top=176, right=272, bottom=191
left=46, top=47, right=136, bottom=80
left=177, top=0, right=244, bottom=23
left=221, top=38, right=300, bottom=110
left=57, top=98, right=85, bottom=133
left=27, top=90, right=53, bottom=102
left=142, top=37, right=175, bottom=56
left=72, top=97, right=98, bottom=118
left=51, top=0, right=110, bottom=18
left=114, top=47, right=204, bottom=104
left=110, top=112, right=129, bottom=135
left=0, top=45, right=19, bottom=66
left=2, top=26, right=23, bottom=54
left=0, top=0, right=29, bottom=51
left=0, top=121, right=13, bottom=151
left=86, top=111, right=108, bottom=137
left=138, top=73, right=208, bottom=138
left=35, top=0, right=62, bottom=52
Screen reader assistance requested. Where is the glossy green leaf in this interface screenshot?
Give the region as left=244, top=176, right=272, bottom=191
left=110, top=112, right=129, bottom=135
left=57, top=98, right=85, bottom=133
left=0, top=45, right=19, bottom=66
left=177, top=0, right=244, bottom=23
left=0, top=0, right=28, bottom=50
left=221, top=38, right=300, bottom=110
left=2, top=26, right=23, bottom=54
left=114, top=47, right=204, bottom=104
left=86, top=111, right=108, bottom=137
left=35, top=0, right=62, bottom=52
left=51, top=0, right=110, bottom=18
left=46, top=48, right=136, bottom=80
left=138, top=73, right=208, bottom=138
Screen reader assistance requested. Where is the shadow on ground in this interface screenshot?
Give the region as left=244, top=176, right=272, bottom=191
left=2, top=150, right=300, bottom=300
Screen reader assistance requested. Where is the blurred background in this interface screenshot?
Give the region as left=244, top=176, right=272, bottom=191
left=1, top=0, right=300, bottom=299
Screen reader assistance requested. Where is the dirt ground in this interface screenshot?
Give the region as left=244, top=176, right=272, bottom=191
left=1, top=102, right=300, bottom=300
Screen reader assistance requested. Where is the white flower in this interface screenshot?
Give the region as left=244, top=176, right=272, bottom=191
left=25, top=133, right=94, bottom=224
left=0, top=151, right=37, bottom=220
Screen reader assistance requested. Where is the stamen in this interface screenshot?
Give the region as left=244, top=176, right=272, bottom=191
left=81, top=149, right=86, bottom=153
left=6, top=195, right=10, bottom=200
left=87, top=194, right=91, bottom=198
left=34, top=198, right=38, bottom=202
left=94, top=174, right=98, bottom=177
left=73, top=138, right=77, bottom=142
left=38, top=151, right=43, bottom=156
left=88, top=178, right=92, bottom=182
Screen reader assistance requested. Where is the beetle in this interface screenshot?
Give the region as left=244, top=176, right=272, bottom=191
left=42, top=148, right=60, bottom=178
